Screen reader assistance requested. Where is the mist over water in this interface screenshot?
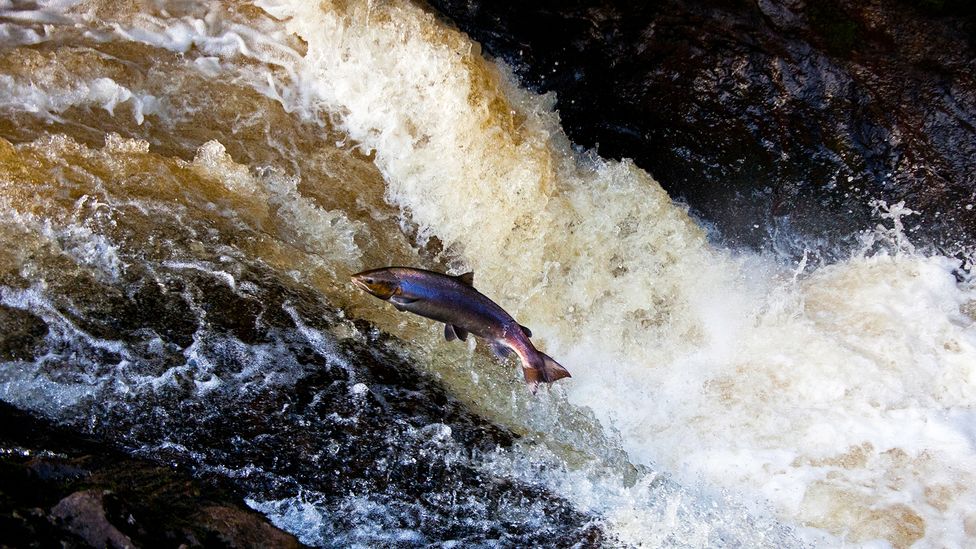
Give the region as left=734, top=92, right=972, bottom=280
left=0, top=1, right=974, bottom=547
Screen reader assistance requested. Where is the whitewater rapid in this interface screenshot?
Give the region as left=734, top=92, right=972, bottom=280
left=0, top=1, right=974, bottom=547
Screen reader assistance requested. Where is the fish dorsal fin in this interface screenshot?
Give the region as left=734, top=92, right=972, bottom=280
left=456, top=271, right=474, bottom=287
left=520, top=325, right=532, bottom=338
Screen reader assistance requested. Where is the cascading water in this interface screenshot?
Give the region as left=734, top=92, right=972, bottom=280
left=0, top=1, right=974, bottom=547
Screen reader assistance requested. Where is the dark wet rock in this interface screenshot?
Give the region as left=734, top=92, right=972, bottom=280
left=51, top=490, right=135, bottom=549
left=427, top=0, right=976, bottom=258
left=0, top=402, right=304, bottom=549
left=196, top=505, right=301, bottom=549
left=193, top=276, right=267, bottom=345
left=0, top=305, right=48, bottom=361
left=26, top=457, right=88, bottom=483
left=130, top=274, right=198, bottom=349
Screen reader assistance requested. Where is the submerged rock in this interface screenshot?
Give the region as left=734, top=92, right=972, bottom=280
left=0, top=306, right=48, bottom=361
left=197, top=505, right=303, bottom=549
left=428, top=0, right=976, bottom=258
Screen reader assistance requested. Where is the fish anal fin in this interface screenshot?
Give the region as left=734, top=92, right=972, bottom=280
left=519, top=324, right=532, bottom=338
left=456, top=271, right=474, bottom=286
left=490, top=341, right=513, bottom=358
left=519, top=352, right=570, bottom=394
left=522, top=367, right=541, bottom=394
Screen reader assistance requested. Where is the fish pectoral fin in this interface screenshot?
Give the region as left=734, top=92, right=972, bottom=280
left=519, top=324, right=532, bottom=338
left=456, top=271, right=474, bottom=287
left=444, top=324, right=469, bottom=342
left=390, top=295, right=416, bottom=312
left=490, top=341, right=512, bottom=358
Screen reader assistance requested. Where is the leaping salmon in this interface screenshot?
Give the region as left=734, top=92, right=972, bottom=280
left=351, top=267, right=571, bottom=393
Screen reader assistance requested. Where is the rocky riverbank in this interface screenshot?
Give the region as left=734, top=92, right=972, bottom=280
left=0, top=401, right=303, bottom=548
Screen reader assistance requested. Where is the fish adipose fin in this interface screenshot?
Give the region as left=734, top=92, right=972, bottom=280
left=444, top=324, right=468, bottom=341
left=519, top=324, right=532, bottom=338
left=456, top=272, right=474, bottom=286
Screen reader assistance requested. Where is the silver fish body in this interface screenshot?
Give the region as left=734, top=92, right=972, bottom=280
left=351, top=267, right=570, bottom=392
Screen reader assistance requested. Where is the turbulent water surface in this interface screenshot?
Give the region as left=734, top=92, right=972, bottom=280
left=1, top=1, right=975, bottom=547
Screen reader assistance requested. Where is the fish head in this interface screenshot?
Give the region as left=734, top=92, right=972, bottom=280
left=351, top=268, right=400, bottom=300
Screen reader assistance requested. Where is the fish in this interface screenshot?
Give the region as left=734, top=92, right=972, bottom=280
left=351, top=267, right=571, bottom=392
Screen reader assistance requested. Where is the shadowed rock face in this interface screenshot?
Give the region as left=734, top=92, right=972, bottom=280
left=427, top=0, right=976, bottom=259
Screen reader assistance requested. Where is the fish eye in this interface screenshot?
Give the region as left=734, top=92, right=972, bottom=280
left=365, top=277, right=375, bottom=284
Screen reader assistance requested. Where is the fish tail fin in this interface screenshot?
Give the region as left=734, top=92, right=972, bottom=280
left=538, top=351, right=572, bottom=383
left=521, top=351, right=571, bottom=393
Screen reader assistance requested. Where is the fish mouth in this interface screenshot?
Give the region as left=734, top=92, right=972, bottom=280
left=351, top=275, right=371, bottom=293
left=351, top=270, right=398, bottom=300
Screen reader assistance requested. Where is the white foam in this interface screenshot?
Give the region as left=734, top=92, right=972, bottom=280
left=0, top=5, right=73, bottom=26
left=188, top=140, right=365, bottom=269
left=0, top=75, right=161, bottom=124
left=0, top=199, right=124, bottom=282
left=245, top=491, right=330, bottom=547
left=0, top=23, right=46, bottom=46
left=480, top=441, right=805, bottom=547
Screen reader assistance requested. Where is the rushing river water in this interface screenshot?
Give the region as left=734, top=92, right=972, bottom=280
left=1, top=1, right=975, bottom=547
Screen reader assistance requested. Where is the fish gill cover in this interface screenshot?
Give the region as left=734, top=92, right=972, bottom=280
left=0, top=0, right=973, bottom=548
